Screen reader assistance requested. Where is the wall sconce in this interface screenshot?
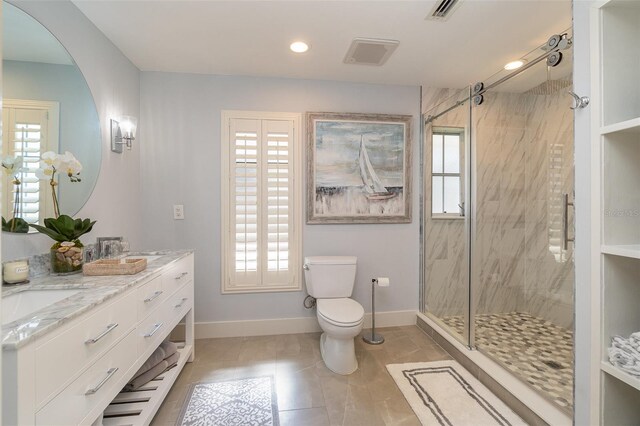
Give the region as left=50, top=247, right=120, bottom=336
left=111, top=116, right=138, bottom=153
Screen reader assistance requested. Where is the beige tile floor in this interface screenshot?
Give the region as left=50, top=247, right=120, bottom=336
left=151, top=326, right=452, bottom=426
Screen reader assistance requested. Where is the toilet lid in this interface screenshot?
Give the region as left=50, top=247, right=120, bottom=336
left=317, top=298, right=364, bottom=326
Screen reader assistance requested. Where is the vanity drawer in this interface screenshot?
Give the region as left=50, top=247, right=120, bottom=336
left=161, top=256, right=193, bottom=296
left=35, top=290, right=136, bottom=409
left=36, top=330, right=137, bottom=426
left=167, top=281, right=194, bottom=320
left=136, top=305, right=171, bottom=358
left=136, top=275, right=166, bottom=320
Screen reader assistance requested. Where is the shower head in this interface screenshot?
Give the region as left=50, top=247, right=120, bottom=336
left=524, top=79, right=571, bottom=95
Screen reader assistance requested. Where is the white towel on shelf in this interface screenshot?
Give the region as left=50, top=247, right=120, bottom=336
left=611, top=336, right=640, bottom=361
left=609, top=334, right=640, bottom=377
left=628, top=332, right=640, bottom=351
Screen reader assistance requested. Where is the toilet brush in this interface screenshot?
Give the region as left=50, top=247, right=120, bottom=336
left=363, top=278, right=386, bottom=345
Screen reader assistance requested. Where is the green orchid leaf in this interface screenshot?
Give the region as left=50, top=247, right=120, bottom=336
left=29, top=223, right=66, bottom=241
left=45, top=217, right=69, bottom=238
left=10, top=218, right=29, bottom=233
left=31, top=215, right=96, bottom=242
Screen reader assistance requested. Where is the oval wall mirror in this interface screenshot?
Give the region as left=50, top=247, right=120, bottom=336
left=2, top=2, right=102, bottom=233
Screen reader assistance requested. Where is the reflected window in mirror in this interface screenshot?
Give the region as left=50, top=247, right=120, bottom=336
left=2, top=1, right=102, bottom=233
left=432, top=127, right=465, bottom=218
left=2, top=100, right=59, bottom=225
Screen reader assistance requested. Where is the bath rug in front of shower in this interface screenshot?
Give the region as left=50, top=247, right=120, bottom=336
left=387, top=361, right=525, bottom=426
left=176, top=376, right=279, bottom=426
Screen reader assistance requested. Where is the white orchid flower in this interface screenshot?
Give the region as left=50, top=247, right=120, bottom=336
left=35, top=167, right=54, bottom=180
left=2, top=155, right=25, bottom=178
left=41, top=151, right=65, bottom=169
left=59, top=151, right=82, bottom=179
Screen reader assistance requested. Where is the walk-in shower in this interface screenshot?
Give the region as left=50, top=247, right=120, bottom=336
left=420, top=32, right=575, bottom=414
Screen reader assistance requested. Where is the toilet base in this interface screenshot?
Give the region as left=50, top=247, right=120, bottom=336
left=319, top=332, right=358, bottom=375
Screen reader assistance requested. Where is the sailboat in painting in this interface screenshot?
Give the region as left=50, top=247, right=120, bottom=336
left=358, top=136, right=396, bottom=201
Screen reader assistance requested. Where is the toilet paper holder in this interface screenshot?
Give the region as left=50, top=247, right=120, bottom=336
left=363, top=277, right=388, bottom=345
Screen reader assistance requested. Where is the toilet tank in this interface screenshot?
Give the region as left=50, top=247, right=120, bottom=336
left=304, top=256, right=357, bottom=298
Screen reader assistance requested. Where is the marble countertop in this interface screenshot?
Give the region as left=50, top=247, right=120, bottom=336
left=1, top=250, right=193, bottom=350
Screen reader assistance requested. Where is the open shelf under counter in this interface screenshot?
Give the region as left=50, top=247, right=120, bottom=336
left=601, top=361, right=640, bottom=392
left=601, top=117, right=640, bottom=136
left=102, top=344, right=193, bottom=426
left=602, top=245, right=640, bottom=260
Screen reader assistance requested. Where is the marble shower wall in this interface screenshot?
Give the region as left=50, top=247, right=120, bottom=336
left=422, top=84, right=574, bottom=330
left=423, top=88, right=470, bottom=323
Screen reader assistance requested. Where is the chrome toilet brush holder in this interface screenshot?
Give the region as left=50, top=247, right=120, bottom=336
left=363, top=278, right=384, bottom=345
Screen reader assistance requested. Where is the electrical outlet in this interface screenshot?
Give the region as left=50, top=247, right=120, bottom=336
left=173, top=204, right=184, bottom=220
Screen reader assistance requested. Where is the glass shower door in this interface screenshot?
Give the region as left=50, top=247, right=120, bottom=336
left=422, top=88, right=472, bottom=346
left=470, top=56, right=575, bottom=412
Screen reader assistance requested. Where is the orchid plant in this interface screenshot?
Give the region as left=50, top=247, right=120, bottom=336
left=30, top=151, right=95, bottom=240
left=36, top=151, right=83, bottom=218
left=1, top=155, right=29, bottom=232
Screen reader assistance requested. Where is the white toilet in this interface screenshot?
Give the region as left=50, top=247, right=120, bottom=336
left=304, top=256, right=364, bottom=375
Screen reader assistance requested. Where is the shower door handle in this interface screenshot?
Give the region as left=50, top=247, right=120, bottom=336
left=562, top=193, right=574, bottom=250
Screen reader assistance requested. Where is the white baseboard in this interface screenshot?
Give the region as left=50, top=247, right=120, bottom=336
left=193, top=310, right=417, bottom=339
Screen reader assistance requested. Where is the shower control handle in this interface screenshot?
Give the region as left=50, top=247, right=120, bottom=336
left=563, top=193, right=575, bottom=250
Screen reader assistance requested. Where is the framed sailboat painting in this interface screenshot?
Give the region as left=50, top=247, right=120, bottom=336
left=306, top=112, right=412, bottom=224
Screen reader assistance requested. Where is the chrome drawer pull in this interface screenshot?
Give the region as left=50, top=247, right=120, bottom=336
left=144, top=290, right=163, bottom=303
left=174, top=297, right=188, bottom=308
left=144, top=322, right=163, bottom=338
left=85, top=367, right=118, bottom=395
left=174, top=271, right=189, bottom=280
left=85, top=323, right=118, bottom=344
left=181, top=271, right=188, bottom=277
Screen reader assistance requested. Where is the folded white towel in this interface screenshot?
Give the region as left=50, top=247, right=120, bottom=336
left=629, top=332, right=640, bottom=350
left=609, top=343, right=640, bottom=377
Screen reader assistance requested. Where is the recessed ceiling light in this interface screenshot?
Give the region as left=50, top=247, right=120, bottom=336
left=504, top=60, right=526, bottom=71
left=290, top=41, right=309, bottom=53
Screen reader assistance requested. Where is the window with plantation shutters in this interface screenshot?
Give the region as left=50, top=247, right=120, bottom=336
left=221, top=111, right=302, bottom=293
left=2, top=100, right=59, bottom=226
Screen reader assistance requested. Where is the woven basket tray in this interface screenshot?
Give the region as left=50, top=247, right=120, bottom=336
left=83, top=258, right=147, bottom=276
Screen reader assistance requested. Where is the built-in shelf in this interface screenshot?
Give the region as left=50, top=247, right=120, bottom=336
left=601, top=361, right=640, bottom=392
left=602, top=245, right=640, bottom=260
left=601, top=117, right=640, bottom=136
left=102, top=344, right=193, bottom=426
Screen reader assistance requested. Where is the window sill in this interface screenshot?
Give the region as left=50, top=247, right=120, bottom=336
left=431, top=215, right=465, bottom=220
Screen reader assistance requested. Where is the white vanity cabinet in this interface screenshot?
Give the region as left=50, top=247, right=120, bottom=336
left=2, top=252, right=195, bottom=426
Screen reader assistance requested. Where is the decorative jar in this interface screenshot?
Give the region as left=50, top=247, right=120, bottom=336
left=51, top=240, right=84, bottom=275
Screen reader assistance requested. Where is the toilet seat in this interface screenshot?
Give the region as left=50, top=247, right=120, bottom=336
left=317, top=298, right=364, bottom=327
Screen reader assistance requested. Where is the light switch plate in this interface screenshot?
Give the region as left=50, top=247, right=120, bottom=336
left=173, top=204, right=184, bottom=220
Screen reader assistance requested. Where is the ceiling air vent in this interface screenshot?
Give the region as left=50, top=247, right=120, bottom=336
left=343, top=38, right=399, bottom=66
left=426, top=0, right=462, bottom=21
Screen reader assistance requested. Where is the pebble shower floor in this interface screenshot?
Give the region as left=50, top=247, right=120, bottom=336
left=441, top=312, right=573, bottom=411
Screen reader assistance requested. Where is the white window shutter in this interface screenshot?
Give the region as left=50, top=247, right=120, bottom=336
left=223, top=112, right=301, bottom=293
left=262, top=119, right=294, bottom=286
left=2, top=107, right=55, bottom=224
left=229, top=119, right=261, bottom=288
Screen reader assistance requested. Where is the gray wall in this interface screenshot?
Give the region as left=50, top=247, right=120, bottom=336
left=2, top=0, right=141, bottom=260
left=3, top=59, right=101, bottom=216
left=139, top=72, right=420, bottom=323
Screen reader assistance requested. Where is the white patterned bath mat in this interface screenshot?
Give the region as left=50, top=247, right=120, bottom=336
left=176, top=376, right=279, bottom=426
left=387, top=361, right=525, bottom=426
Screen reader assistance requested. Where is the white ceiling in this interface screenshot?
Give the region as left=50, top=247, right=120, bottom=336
left=73, top=0, right=572, bottom=88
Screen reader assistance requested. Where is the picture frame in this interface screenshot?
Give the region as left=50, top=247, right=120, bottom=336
left=306, top=112, right=412, bottom=224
